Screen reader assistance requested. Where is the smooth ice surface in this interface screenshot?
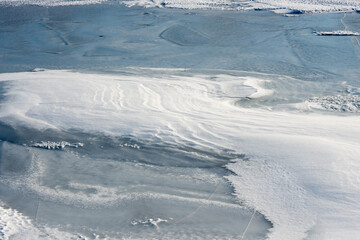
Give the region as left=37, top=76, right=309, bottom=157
left=0, top=5, right=359, bottom=87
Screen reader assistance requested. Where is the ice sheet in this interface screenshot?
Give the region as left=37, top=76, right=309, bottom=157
left=0, top=2, right=359, bottom=239
left=1, top=5, right=359, bottom=87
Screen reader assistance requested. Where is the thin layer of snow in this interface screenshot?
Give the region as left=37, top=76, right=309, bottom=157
left=314, top=30, right=360, bottom=36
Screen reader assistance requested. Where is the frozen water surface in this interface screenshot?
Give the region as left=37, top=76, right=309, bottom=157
left=0, top=2, right=360, bottom=240
left=0, top=4, right=359, bottom=86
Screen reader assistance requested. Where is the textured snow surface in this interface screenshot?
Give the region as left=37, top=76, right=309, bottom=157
left=0, top=203, right=90, bottom=240
left=0, top=69, right=359, bottom=240
left=305, top=95, right=360, bottom=112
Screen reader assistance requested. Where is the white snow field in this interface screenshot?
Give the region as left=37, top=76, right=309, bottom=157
left=0, top=69, right=359, bottom=240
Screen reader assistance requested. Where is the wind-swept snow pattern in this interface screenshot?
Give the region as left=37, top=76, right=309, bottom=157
left=0, top=69, right=359, bottom=240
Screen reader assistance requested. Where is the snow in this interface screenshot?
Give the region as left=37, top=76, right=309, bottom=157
left=1, top=0, right=360, bottom=13
left=0, top=69, right=359, bottom=239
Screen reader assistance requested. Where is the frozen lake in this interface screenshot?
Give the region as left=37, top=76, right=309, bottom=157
left=0, top=2, right=360, bottom=240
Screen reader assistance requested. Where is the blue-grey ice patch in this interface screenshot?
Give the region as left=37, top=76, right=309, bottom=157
left=83, top=47, right=132, bottom=57
left=0, top=137, right=271, bottom=239
left=160, top=25, right=209, bottom=46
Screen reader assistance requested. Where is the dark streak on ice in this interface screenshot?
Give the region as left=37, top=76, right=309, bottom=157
left=160, top=25, right=209, bottom=46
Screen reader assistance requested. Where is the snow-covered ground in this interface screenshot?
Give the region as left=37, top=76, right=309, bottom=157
left=1, top=0, right=360, bottom=13
left=0, top=2, right=359, bottom=240
left=0, top=68, right=359, bottom=240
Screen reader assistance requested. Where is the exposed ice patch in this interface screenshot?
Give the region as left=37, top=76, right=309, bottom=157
left=314, top=30, right=360, bottom=36
left=160, top=25, right=209, bottom=46
left=31, top=141, right=84, bottom=150
left=305, top=95, right=360, bottom=112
